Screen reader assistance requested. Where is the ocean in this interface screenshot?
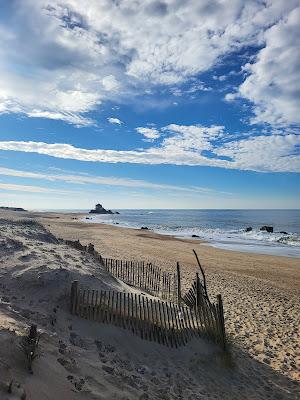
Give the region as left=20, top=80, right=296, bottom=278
left=81, top=209, right=300, bottom=258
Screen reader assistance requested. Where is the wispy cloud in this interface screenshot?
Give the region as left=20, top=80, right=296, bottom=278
left=0, top=182, right=70, bottom=194
left=0, top=167, right=223, bottom=194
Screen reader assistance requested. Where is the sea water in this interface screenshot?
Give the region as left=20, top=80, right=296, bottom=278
left=83, top=209, right=300, bottom=258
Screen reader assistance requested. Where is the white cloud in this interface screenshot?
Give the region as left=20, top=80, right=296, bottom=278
left=136, top=127, right=160, bottom=141
left=102, top=75, right=119, bottom=91
left=215, top=134, right=300, bottom=172
left=161, top=124, right=224, bottom=152
left=230, top=6, right=300, bottom=127
left=108, top=117, right=123, bottom=125
left=0, top=123, right=299, bottom=172
left=0, top=1, right=298, bottom=126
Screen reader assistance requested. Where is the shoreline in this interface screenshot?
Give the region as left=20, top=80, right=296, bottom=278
left=81, top=212, right=300, bottom=259
left=30, top=210, right=300, bottom=291
left=16, top=208, right=300, bottom=259
left=1, top=208, right=299, bottom=261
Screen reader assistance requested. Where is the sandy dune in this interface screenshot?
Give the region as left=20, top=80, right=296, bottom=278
left=0, top=210, right=299, bottom=399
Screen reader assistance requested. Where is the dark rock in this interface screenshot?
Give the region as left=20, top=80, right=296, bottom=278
left=192, top=234, right=199, bottom=238
left=141, top=226, right=149, bottom=230
left=245, top=227, right=252, bottom=232
left=89, top=203, right=114, bottom=214
left=280, top=231, right=288, bottom=235
left=260, top=226, right=273, bottom=233
left=115, top=211, right=120, bottom=214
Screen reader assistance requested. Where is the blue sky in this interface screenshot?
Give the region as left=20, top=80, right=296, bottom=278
left=0, top=0, right=299, bottom=209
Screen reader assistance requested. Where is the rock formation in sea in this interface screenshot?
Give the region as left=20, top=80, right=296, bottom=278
left=89, top=203, right=114, bottom=214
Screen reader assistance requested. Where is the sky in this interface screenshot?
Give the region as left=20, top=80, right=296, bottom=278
left=0, top=0, right=299, bottom=209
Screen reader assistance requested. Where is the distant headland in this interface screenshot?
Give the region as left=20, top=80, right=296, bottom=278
left=89, top=203, right=119, bottom=215
left=0, top=206, right=27, bottom=212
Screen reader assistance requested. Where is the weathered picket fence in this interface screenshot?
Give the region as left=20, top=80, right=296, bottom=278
left=182, top=274, right=226, bottom=350
left=70, top=281, right=226, bottom=349
left=103, top=258, right=178, bottom=302
left=65, top=239, right=226, bottom=349
left=64, top=239, right=178, bottom=302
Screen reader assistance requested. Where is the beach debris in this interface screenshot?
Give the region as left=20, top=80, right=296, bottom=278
left=260, top=226, right=273, bottom=233
left=245, top=227, right=252, bottom=232
left=19, top=324, right=41, bottom=374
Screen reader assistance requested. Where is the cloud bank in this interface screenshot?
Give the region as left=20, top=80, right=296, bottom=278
left=0, top=1, right=299, bottom=127
left=0, top=124, right=299, bottom=172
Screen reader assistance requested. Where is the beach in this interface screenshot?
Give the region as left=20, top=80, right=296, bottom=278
left=0, top=209, right=299, bottom=399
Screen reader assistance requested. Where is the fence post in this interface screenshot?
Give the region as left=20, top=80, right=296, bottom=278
left=70, top=280, right=79, bottom=314
left=217, top=294, right=226, bottom=350
left=195, top=273, right=200, bottom=311
left=176, top=262, right=181, bottom=305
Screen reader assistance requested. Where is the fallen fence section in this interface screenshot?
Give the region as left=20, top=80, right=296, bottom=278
left=70, top=281, right=226, bottom=349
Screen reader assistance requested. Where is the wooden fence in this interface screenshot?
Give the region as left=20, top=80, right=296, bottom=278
left=70, top=281, right=226, bottom=349
left=102, top=258, right=178, bottom=303
left=182, top=273, right=226, bottom=350
left=63, top=239, right=178, bottom=303
left=65, top=239, right=226, bottom=349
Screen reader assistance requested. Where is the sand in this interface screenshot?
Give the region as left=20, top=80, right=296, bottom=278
left=0, top=209, right=299, bottom=399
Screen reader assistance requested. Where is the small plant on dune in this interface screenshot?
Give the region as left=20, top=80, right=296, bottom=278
left=19, top=324, right=41, bottom=374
